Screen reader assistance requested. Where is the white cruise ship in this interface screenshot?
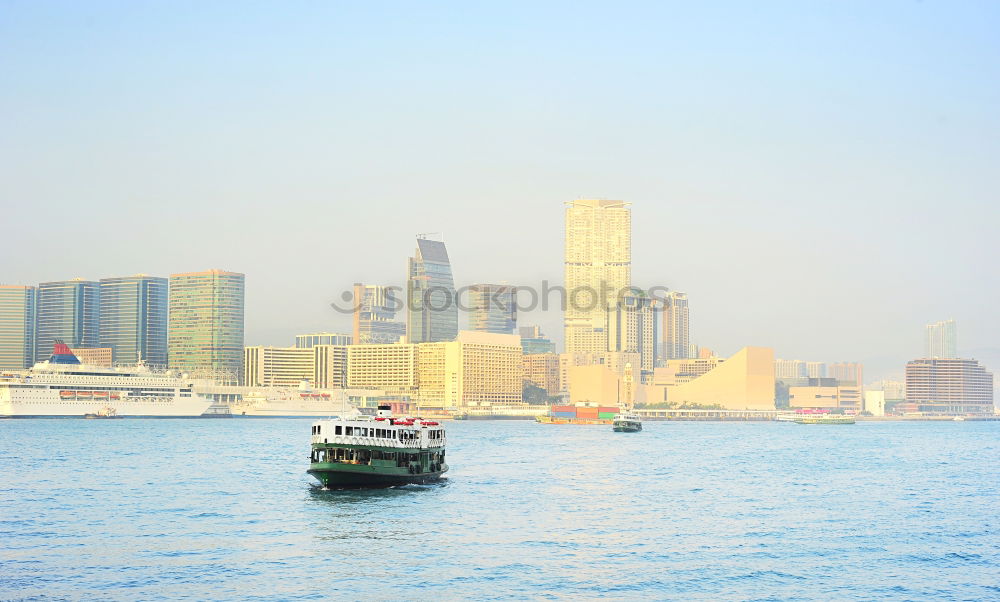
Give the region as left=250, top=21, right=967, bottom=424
left=230, top=384, right=357, bottom=418
left=0, top=343, right=213, bottom=418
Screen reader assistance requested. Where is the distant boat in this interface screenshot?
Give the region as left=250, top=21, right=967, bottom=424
left=794, top=414, right=856, bottom=425
left=953, top=416, right=966, bottom=422
left=612, top=411, right=643, bottom=433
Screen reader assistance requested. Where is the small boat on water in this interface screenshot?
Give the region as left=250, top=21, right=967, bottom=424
left=612, top=411, right=643, bottom=432
left=84, top=406, right=121, bottom=419
left=793, top=414, right=856, bottom=425
left=308, top=405, right=447, bottom=489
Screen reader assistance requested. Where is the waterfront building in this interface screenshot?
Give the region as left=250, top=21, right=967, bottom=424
left=903, top=358, right=993, bottom=414
left=523, top=352, right=561, bottom=396
left=635, top=346, right=776, bottom=410
left=468, top=284, right=517, bottom=334
left=0, top=285, right=36, bottom=370
left=313, top=344, right=349, bottom=389
left=925, top=319, right=957, bottom=358
left=564, top=200, right=631, bottom=355
left=652, top=357, right=726, bottom=386
left=661, top=292, right=690, bottom=360
left=70, top=347, right=113, bottom=367
left=407, top=238, right=458, bottom=343
left=35, top=279, right=100, bottom=363
left=416, top=331, right=523, bottom=409
left=607, top=293, right=658, bottom=377
left=352, top=284, right=406, bottom=344
left=519, top=326, right=555, bottom=355
left=346, top=343, right=419, bottom=399
left=788, top=385, right=863, bottom=413
left=98, top=275, right=168, bottom=367
left=560, top=351, right=641, bottom=396
left=243, top=346, right=314, bottom=387
left=806, top=361, right=827, bottom=379
left=168, top=270, right=245, bottom=383
left=295, top=332, right=352, bottom=348
left=828, top=362, right=863, bottom=386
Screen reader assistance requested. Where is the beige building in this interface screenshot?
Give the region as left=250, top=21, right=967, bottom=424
left=661, top=291, right=690, bottom=360
left=313, top=344, right=348, bottom=388
left=560, top=351, right=640, bottom=394
left=652, top=357, right=726, bottom=386
left=564, top=199, right=631, bottom=355
left=637, top=346, right=776, bottom=410
left=523, top=352, right=561, bottom=396
left=70, top=347, right=113, bottom=367
left=346, top=343, right=419, bottom=399
left=244, top=346, right=314, bottom=387
left=788, top=385, right=862, bottom=413
left=864, top=390, right=886, bottom=416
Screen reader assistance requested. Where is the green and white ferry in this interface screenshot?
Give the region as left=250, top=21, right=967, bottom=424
left=308, top=405, right=448, bottom=488
left=612, top=411, right=643, bottom=432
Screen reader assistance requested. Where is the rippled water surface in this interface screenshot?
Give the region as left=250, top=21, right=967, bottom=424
left=2, top=419, right=999, bottom=600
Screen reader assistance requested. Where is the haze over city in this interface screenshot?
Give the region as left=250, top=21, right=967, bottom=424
left=2, top=1, right=998, bottom=380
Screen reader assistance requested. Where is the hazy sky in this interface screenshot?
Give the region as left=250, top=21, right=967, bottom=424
left=2, top=1, right=998, bottom=380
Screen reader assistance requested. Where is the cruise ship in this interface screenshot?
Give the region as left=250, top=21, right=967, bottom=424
left=230, top=385, right=356, bottom=418
left=0, top=343, right=213, bottom=418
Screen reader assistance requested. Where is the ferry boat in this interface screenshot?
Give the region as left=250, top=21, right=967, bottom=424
left=0, top=343, right=213, bottom=418
left=308, top=405, right=448, bottom=488
left=612, top=411, right=643, bottom=432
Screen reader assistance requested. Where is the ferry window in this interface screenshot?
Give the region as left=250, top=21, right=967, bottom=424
left=345, top=426, right=353, bottom=436
left=335, top=425, right=342, bottom=435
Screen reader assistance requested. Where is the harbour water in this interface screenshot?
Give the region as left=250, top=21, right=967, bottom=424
left=2, top=419, right=998, bottom=600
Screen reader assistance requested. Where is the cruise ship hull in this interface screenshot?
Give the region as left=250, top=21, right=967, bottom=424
left=0, top=396, right=213, bottom=418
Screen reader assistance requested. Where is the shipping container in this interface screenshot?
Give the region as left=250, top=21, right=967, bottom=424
left=597, top=407, right=618, bottom=414
left=598, top=412, right=617, bottom=419
left=576, top=408, right=599, bottom=418
left=552, top=405, right=575, bottom=413
left=553, top=412, right=576, bottom=418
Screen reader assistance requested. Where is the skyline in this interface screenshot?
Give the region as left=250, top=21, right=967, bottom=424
left=2, top=2, right=998, bottom=380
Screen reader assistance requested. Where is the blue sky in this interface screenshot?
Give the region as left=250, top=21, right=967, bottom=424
left=2, top=1, right=998, bottom=379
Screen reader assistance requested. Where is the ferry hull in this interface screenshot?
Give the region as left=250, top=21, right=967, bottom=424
left=308, top=464, right=448, bottom=489
left=613, top=424, right=643, bottom=432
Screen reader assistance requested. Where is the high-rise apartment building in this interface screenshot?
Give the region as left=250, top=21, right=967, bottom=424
left=468, top=284, right=517, bottom=334
left=607, top=294, right=658, bottom=377
left=168, top=270, right=245, bottom=383
left=564, top=200, right=631, bottom=354
left=904, top=358, right=992, bottom=414
left=35, top=279, right=100, bottom=362
left=0, top=285, right=36, bottom=370
left=806, top=361, right=827, bottom=379
left=407, top=238, right=458, bottom=344
left=352, top=284, right=406, bottom=344
left=98, top=275, right=168, bottom=367
left=774, top=359, right=807, bottom=379
left=661, top=291, right=690, bottom=360
left=925, top=319, right=957, bottom=358
left=295, top=332, right=352, bottom=348
left=523, top=352, right=561, bottom=396
left=313, top=344, right=349, bottom=388
left=828, top=362, right=863, bottom=386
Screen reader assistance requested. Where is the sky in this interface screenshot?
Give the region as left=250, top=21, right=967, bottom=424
left=1, top=1, right=998, bottom=380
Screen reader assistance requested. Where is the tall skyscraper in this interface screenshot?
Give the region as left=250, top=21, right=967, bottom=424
left=607, top=294, right=658, bottom=376
left=564, top=200, right=631, bottom=354
left=0, top=285, right=37, bottom=370
left=519, top=325, right=556, bottom=355
left=828, top=362, right=862, bottom=386
left=35, top=278, right=100, bottom=362
left=925, top=319, right=957, bottom=358
left=99, top=275, right=168, bottom=367
left=468, top=284, right=517, bottom=334
left=662, top=291, right=690, bottom=360
left=352, top=284, right=406, bottom=344
left=168, top=270, right=245, bottom=383
left=407, top=238, right=458, bottom=343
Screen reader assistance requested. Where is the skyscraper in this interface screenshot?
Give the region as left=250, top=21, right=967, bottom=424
left=662, top=291, right=690, bottom=360
left=168, top=270, right=245, bottom=383
left=468, top=284, right=517, bottom=334
left=564, top=200, right=631, bottom=354
left=607, top=294, right=658, bottom=376
left=407, top=238, right=458, bottom=344
left=99, top=275, right=168, bottom=367
left=0, top=285, right=36, bottom=370
left=925, top=319, right=957, bottom=358
left=35, top=279, right=100, bottom=362
left=352, top=284, right=406, bottom=344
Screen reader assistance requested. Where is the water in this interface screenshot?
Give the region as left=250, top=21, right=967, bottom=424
left=2, top=419, right=998, bottom=600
